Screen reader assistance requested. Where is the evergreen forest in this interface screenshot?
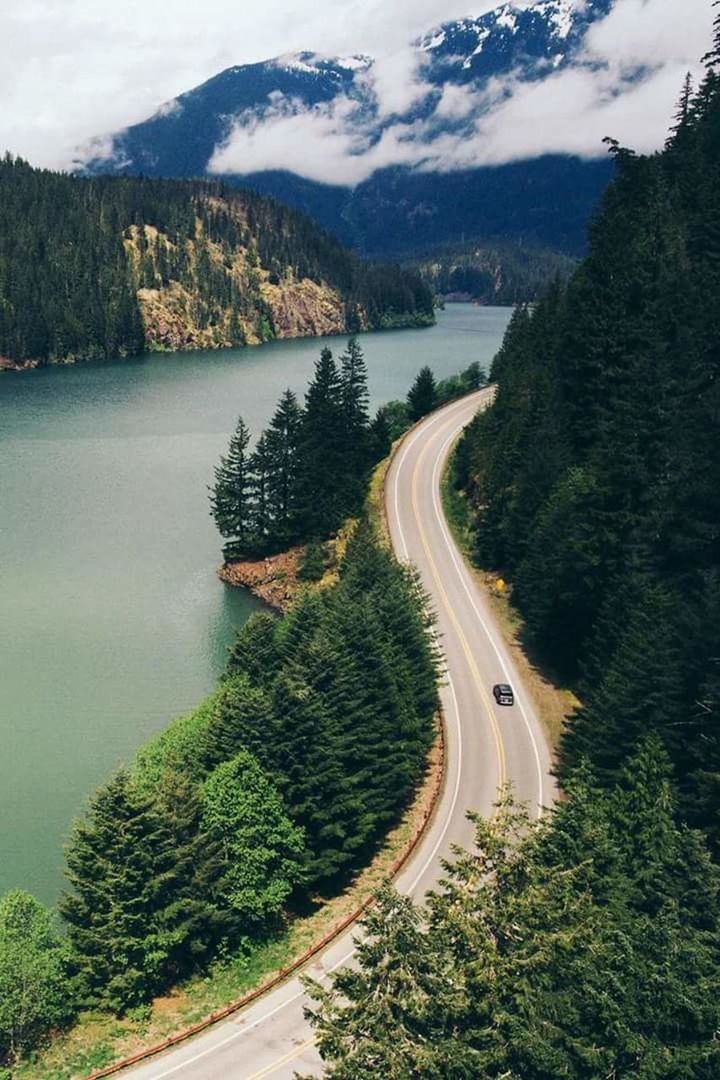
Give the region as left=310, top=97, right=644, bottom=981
left=452, top=34, right=720, bottom=857
left=304, top=18, right=720, bottom=1076
left=409, top=241, right=578, bottom=305
left=210, top=337, right=486, bottom=558
left=0, top=156, right=433, bottom=367
left=0, top=521, right=439, bottom=1063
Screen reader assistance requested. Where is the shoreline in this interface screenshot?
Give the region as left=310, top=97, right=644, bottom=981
left=218, top=547, right=304, bottom=612
left=0, top=314, right=438, bottom=374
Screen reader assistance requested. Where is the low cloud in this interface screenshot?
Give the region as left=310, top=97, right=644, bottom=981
left=0, top=0, right=712, bottom=179
left=208, top=0, right=712, bottom=187
left=209, top=95, right=375, bottom=186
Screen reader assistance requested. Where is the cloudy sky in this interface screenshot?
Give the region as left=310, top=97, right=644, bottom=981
left=1, top=0, right=713, bottom=179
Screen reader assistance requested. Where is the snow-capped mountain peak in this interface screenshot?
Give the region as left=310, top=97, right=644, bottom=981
left=418, top=0, right=612, bottom=85
left=271, top=51, right=373, bottom=77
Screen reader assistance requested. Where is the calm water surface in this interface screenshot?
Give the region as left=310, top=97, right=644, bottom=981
left=0, top=305, right=511, bottom=902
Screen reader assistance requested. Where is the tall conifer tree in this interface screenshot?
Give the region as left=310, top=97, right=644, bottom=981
left=209, top=416, right=252, bottom=558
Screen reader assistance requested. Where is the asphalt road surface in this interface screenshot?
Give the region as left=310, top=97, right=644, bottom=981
left=127, top=389, right=555, bottom=1080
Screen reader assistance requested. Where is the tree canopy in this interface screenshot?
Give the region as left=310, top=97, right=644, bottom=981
left=305, top=742, right=720, bottom=1078
left=453, top=41, right=720, bottom=856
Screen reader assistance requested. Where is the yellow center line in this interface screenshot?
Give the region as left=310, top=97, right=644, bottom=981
left=187, top=402, right=503, bottom=1080
left=244, top=1036, right=318, bottom=1080
left=410, top=409, right=507, bottom=793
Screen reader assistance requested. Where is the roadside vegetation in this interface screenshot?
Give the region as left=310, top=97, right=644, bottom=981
left=1, top=340, right=489, bottom=1075
left=306, top=20, right=720, bottom=1075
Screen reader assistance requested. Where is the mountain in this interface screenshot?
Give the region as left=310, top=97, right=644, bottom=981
left=0, top=158, right=433, bottom=369
left=408, top=241, right=578, bottom=305
left=79, top=0, right=618, bottom=261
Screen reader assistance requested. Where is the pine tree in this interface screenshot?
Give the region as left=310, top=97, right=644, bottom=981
left=369, top=405, right=393, bottom=460
left=209, top=416, right=252, bottom=558
left=247, top=432, right=272, bottom=549
left=201, top=673, right=275, bottom=770
left=339, top=337, right=372, bottom=507
left=406, top=365, right=438, bottom=422
left=226, top=611, right=280, bottom=688
left=60, top=771, right=177, bottom=1011
left=295, top=349, right=347, bottom=537
left=265, top=388, right=303, bottom=548
left=150, top=770, right=240, bottom=979
left=666, top=72, right=695, bottom=150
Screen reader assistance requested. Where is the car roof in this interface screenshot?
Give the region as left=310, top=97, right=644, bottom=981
left=496, top=683, right=512, bottom=692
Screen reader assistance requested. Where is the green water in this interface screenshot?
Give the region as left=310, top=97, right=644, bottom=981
left=0, top=304, right=511, bottom=903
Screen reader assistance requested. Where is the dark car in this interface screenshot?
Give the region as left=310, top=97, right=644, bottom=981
left=492, top=683, right=514, bottom=706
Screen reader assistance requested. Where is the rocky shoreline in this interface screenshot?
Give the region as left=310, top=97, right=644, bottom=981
left=218, top=547, right=304, bottom=612
left=0, top=355, right=39, bottom=372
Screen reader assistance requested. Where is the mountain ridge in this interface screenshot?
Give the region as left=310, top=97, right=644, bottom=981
left=80, top=0, right=619, bottom=259
left=0, top=160, right=433, bottom=369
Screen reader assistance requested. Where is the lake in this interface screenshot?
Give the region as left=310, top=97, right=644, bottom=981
left=0, top=304, right=511, bottom=903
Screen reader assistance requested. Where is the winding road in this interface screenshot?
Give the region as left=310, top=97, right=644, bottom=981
left=126, top=389, right=555, bottom=1080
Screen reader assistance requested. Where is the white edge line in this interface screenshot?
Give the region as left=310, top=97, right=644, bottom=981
left=428, top=412, right=546, bottom=817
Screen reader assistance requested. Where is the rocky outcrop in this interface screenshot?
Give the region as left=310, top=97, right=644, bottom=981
left=262, top=278, right=348, bottom=339
left=0, top=355, right=39, bottom=372
left=125, top=218, right=353, bottom=353
left=218, top=548, right=304, bottom=612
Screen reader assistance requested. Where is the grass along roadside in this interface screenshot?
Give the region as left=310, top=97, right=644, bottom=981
left=441, top=446, right=579, bottom=751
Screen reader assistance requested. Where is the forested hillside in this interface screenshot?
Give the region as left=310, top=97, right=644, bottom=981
left=453, top=46, right=720, bottom=851
left=0, top=156, right=433, bottom=368
left=408, top=241, right=577, bottom=305
left=303, top=29, right=720, bottom=1075
left=0, top=522, right=438, bottom=1061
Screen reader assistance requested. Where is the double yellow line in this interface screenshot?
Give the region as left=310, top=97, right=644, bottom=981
left=245, top=404, right=507, bottom=1080
left=410, top=409, right=508, bottom=792
left=245, top=1037, right=317, bottom=1080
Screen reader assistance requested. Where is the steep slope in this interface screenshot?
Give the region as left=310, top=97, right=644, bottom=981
left=79, top=0, right=618, bottom=259
left=0, top=159, right=433, bottom=369
left=452, top=37, right=720, bottom=852
left=408, top=240, right=578, bottom=305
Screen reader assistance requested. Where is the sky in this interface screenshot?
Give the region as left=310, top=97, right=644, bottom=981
left=1, top=0, right=713, bottom=180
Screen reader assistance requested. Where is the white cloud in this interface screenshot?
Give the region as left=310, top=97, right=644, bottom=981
left=0, top=0, right=493, bottom=169
left=207, top=0, right=712, bottom=187
left=431, top=61, right=704, bottom=169
left=586, top=0, right=713, bottom=67
left=0, top=0, right=712, bottom=178
left=209, top=95, right=374, bottom=186
left=363, top=47, right=431, bottom=117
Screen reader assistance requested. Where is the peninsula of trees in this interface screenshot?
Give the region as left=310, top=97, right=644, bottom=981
left=210, top=336, right=486, bottom=560
left=0, top=156, right=434, bottom=369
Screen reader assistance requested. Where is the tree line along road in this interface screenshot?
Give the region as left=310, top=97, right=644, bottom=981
left=124, top=389, right=556, bottom=1080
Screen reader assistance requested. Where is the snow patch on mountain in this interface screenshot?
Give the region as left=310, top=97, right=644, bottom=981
left=78, top=0, right=705, bottom=192
left=153, top=97, right=183, bottom=120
